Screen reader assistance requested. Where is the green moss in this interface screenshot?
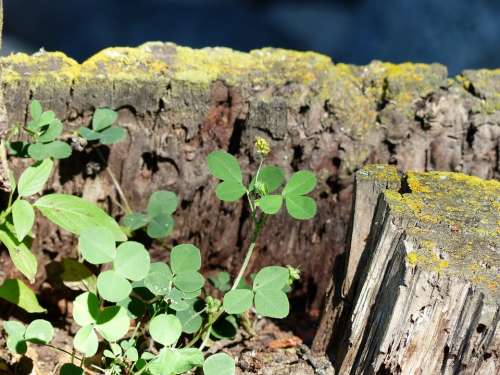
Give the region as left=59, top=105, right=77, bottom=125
left=383, top=170, right=499, bottom=298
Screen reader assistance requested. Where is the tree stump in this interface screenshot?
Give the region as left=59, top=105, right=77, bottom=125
left=0, top=41, right=498, bottom=338
left=329, top=165, right=499, bottom=374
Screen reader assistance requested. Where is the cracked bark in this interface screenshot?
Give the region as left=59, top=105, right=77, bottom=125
left=0, top=45, right=499, bottom=349
left=328, top=165, right=499, bottom=374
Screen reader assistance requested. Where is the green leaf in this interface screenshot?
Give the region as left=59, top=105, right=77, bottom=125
left=12, top=200, right=35, bottom=242
left=99, top=126, right=127, bottom=144
left=207, top=151, right=242, bottom=183
left=60, top=363, right=84, bottom=375
left=223, top=289, right=253, bottom=314
left=173, top=271, right=204, bottom=293
left=79, top=127, right=101, bottom=141
left=146, top=214, right=174, bottom=239
left=254, top=289, right=289, bottom=318
left=95, top=306, right=130, bottom=342
left=149, top=314, right=182, bottom=346
left=61, top=259, right=97, bottom=294
left=27, top=142, right=48, bottom=160
left=3, top=321, right=27, bottom=354
left=73, top=325, right=98, bottom=356
left=3, top=320, right=26, bottom=338
left=203, top=353, right=236, bottom=375
left=256, top=195, right=283, bottom=215
left=17, top=159, right=53, bottom=197
left=72, top=292, right=100, bottom=326
left=38, top=111, right=56, bottom=127
left=97, top=270, right=132, bottom=303
left=147, top=191, right=179, bottom=218
left=253, top=266, right=289, bottom=291
left=6, top=336, right=27, bottom=355
left=7, top=141, right=30, bottom=158
left=176, top=304, right=203, bottom=334
left=209, top=271, right=231, bottom=292
left=44, top=141, right=72, bottom=159
left=282, top=170, right=317, bottom=196
left=171, top=244, right=201, bottom=274
left=34, top=194, right=126, bottom=241
left=117, top=295, right=146, bottom=319
left=39, top=119, right=63, bottom=143
left=215, top=180, right=246, bottom=202
left=0, top=279, right=45, bottom=313
left=125, top=347, right=138, bottom=362
left=173, top=348, right=204, bottom=374
left=24, top=319, right=54, bottom=344
left=144, top=262, right=173, bottom=296
left=0, top=223, right=37, bottom=282
left=113, top=241, right=150, bottom=281
left=285, top=195, right=317, bottom=220
left=30, top=100, right=43, bottom=122
left=211, top=315, right=238, bottom=340
left=92, top=108, right=117, bottom=131
left=79, top=226, right=116, bottom=264
left=250, top=165, right=284, bottom=193
left=122, top=212, right=149, bottom=230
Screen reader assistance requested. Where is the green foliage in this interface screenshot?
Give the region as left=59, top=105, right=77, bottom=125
left=35, top=194, right=126, bottom=241
left=0, top=222, right=37, bottom=282
left=23, top=100, right=71, bottom=160
left=17, top=159, right=53, bottom=197
left=2, top=106, right=316, bottom=375
left=204, top=353, right=236, bottom=375
left=79, top=108, right=126, bottom=144
left=149, top=314, right=182, bottom=346
left=3, top=319, right=53, bottom=355
left=12, top=199, right=35, bottom=241
left=122, top=190, right=178, bottom=239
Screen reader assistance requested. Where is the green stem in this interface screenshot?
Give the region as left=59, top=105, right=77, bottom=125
left=231, top=215, right=266, bottom=291
left=43, top=343, right=83, bottom=362
left=199, top=326, right=212, bottom=351
left=96, top=149, right=133, bottom=214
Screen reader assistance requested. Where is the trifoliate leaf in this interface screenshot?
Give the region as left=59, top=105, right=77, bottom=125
left=253, top=266, right=289, bottom=291
left=92, top=108, right=117, bottom=131
left=73, top=325, right=98, bottom=356
left=24, top=319, right=54, bottom=344
left=256, top=195, right=283, bottom=215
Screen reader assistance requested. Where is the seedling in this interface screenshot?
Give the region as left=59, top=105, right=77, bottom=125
left=1, top=101, right=318, bottom=374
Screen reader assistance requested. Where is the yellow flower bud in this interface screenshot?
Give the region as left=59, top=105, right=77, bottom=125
left=255, top=137, right=270, bottom=156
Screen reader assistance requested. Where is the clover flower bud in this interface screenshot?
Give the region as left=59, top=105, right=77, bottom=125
left=255, top=137, right=270, bottom=156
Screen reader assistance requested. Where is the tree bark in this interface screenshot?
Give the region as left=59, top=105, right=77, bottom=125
left=328, top=165, right=499, bottom=374
left=0, top=44, right=499, bottom=341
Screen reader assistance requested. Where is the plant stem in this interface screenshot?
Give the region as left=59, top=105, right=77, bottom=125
left=96, top=149, right=132, bottom=214
left=199, top=326, right=212, bottom=351
left=43, top=343, right=84, bottom=361
left=230, top=215, right=266, bottom=291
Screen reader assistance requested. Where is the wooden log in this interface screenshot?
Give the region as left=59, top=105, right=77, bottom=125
left=331, top=165, right=499, bottom=374
left=0, top=44, right=499, bottom=331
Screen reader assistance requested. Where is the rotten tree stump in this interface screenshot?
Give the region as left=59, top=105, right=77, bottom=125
left=330, top=165, right=499, bottom=374
left=0, top=37, right=498, bottom=342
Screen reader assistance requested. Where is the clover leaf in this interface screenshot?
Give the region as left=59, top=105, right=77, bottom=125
left=78, top=108, right=126, bottom=145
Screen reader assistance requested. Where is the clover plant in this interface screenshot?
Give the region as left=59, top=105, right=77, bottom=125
left=1, top=101, right=317, bottom=374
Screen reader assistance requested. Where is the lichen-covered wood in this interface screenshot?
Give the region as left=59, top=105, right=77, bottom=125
left=0, top=43, right=499, bottom=337
left=331, top=166, right=499, bottom=374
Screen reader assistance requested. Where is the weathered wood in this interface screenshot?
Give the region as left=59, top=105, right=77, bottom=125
left=0, top=44, right=499, bottom=333
left=331, top=166, right=499, bottom=374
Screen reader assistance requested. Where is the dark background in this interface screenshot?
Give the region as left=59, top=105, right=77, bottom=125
left=3, top=0, right=500, bottom=74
